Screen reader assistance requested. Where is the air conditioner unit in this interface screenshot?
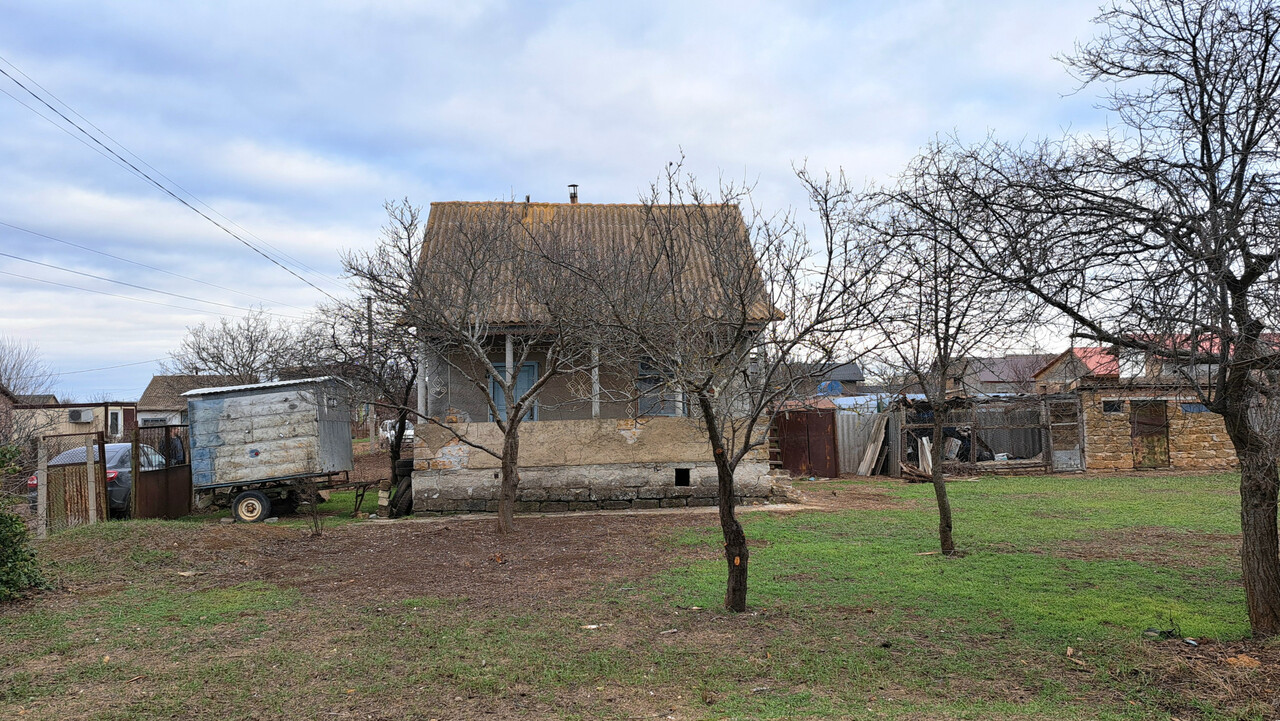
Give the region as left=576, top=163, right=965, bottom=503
left=67, top=408, right=93, bottom=423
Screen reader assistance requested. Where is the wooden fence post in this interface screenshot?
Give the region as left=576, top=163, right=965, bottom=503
left=84, top=436, right=98, bottom=525
left=36, top=437, right=47, bottom=539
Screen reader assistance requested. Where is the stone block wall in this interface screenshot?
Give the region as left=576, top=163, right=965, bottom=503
left=412, top=417, right=787, bottom=514
left=1080, top=388, right=1236, bottom=471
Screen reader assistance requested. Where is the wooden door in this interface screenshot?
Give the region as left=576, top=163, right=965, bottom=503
left=1130, top=400, right=1170, bottom=468
left=805, top=410, right=839, bottom=478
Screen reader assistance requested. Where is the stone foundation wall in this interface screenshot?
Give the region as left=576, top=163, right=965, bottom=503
left=1080, top=388, right=1236, bottom=471
left=412, top=461, right=786, bottom=514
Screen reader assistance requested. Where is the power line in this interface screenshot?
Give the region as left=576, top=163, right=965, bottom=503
left=0, top=59, right=343, bottom=301
left=0, top=220, right=310, bottom=311
left=7, top=357, right=166, bottom=381
left=0, top=250, right=308, bottom=318
left=0, top=55, right=348, bottom=293
left=0, top=269, right=304, bottom=318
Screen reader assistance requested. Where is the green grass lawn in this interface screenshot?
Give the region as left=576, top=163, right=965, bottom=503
left=1, top=472, right=1272, bottom=720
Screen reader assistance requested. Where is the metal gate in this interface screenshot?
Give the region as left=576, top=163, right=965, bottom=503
left=131, top=425, right=192, bottom=520
left=1131, top=400, right=1171, bottom=468
left=777, top=409, right=839, bottom=478
left=1047, top=396, right=1085, bottom=471
left=36, top=432, right=108, bottom=538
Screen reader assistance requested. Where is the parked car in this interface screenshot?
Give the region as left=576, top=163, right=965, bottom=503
left=379, top=419, right=414, bottom=446
left=28, top=443, right=165, bottom=517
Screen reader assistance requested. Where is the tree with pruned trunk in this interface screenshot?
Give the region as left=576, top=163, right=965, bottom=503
left=932, top=0, right=1280, bottom=636
left=547, top=165, right=884, bottom=611
left=364, top=199, right=600, bottom=534
left=864, top=146, right=1034, bottom=555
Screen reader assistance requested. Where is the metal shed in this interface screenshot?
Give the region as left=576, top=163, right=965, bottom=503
left=185, top=376, right=354, bottom=490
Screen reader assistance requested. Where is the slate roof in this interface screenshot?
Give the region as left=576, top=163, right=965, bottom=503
left=799, top=361, right=865, bottom=383
left=418, top=201, right=776, bottom=325
left=971, top=354, right=1057, bottom=383
left=16, top=393, right=58, bottom=405
left=138, top=375, right=241, bottom=411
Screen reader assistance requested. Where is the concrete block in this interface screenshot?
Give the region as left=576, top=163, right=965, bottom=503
left=600, top=500, right=632, bottom=510
left=687, top=498, right=716, bottom=508
left=514, top=501, right=541, bottom=513
left=539, top=502, right=569, bottom=513
left=569, top=501, right=599, bottom=511
left=632, top=499, right=660, bottom=510
left=660, top=498, right=686, bottom=508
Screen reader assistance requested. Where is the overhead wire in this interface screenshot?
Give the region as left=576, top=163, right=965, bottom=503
left=0, top=250, right=308, bottom=318
left=0, top=220, right=310, bottom=311
left=0, top=269, right=307, bottom=319
left=0, top=59, right=343, bottom=302
left=0, top=55, right=348, bottom=292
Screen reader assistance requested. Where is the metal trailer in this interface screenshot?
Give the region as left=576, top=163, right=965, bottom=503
left=185, top=376, right=362, bottom=522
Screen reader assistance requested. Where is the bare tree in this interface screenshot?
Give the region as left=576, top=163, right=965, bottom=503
left=351, top=199, right=599, bottom=534
left=0, top=335, right=57, bottom=401
left=867, top=146, right=1034, bottom=555
left=328, top=201, right=425, bottom=517
left=945, top=0, right=1280, bottom=635
left=554, top=165, right=882, bottom=611
left=165, top=308, right=301, bottom=383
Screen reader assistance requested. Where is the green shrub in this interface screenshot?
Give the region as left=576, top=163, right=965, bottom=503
left=0, top=510, right=45, bottom=602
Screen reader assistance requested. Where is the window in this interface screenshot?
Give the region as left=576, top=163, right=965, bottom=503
left=1180, top=402, right=1209, bottom=413
left=674, top=468, right=691, bottom=487
left=108, top=409, right=121, bottom=437
left=140, top=418, right=166, bottom=427
left=638, top=361, right=682, bottom=417
left=489, top=362, right=539, bottom=422
left=1102, top=400, right=1125, bottom=414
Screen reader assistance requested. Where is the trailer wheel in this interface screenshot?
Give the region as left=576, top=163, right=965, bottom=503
left=232, top=490, right=271, bottom=523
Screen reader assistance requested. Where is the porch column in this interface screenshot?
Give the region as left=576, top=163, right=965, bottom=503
left=505, top=334, right=514, bottom=386
left=591, top=346, right=600, bottom=419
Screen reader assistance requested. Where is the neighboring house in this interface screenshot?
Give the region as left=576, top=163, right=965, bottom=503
left=413, top=200, right=784, bottom=513
left=1032, top=346, right=1233, bottom=471
left=946, top=354, right=1057, bottom=395
left=138, top=374, right=240, bottom=426
left=14, top=400, right=138, bottom=442
left=1034, top=347, right=1120, bottom=392
left=797, top=362, right=865, bottom=397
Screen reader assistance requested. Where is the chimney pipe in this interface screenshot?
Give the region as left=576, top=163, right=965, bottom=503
left=568, top=184, right=579, bottom=204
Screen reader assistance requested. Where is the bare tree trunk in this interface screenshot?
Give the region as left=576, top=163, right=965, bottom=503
left=931, top=416, right=955, bottom=555
left=716, top=456, right=749, bottom=612
left=1223, top=405, right=1280, bottom=636
left=497, top=423, right=521, bottom=534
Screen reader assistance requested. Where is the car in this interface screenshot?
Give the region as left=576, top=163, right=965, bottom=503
left=379, top=419, right=414, bottom=445
left=29, top=443, right=165, bottom=517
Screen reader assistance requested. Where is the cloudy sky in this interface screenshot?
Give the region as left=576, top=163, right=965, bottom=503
left=0, top=0, right=1106, bottom=400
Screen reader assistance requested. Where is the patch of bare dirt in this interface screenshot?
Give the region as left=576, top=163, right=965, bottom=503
left=790, top=478, right=915, bottom=511
left=994, top=526, right=1240, bottom=568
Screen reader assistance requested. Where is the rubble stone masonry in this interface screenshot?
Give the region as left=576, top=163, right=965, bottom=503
left=1080, top=387, right=1237, bottom=471
left=411, top=416, right=794, bottom=514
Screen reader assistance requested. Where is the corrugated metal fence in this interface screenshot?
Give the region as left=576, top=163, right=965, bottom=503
left=836, top=411, right=890, bottom=476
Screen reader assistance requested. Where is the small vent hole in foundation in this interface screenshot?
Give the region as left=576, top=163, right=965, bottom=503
left=674, top=468, right=691, bottom=486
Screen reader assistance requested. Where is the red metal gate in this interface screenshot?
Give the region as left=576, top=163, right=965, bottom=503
left=776, top=409, right=839, bottom=478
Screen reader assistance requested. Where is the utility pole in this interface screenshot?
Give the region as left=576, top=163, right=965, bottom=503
left=366, top=296, right=375, bottom=447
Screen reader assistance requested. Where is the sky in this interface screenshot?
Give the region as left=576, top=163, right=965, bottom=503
left=0, top=0, right=1107, bottom=401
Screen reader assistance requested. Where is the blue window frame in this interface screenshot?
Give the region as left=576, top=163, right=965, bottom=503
left=490, top=362, right=538, bottom=421
left=1180, top=402, right=1209, bottom=413
left=638, top=360, right=682, bottom=417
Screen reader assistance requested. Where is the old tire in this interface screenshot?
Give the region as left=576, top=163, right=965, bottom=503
left=232, top=490, right=271, bottom=523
